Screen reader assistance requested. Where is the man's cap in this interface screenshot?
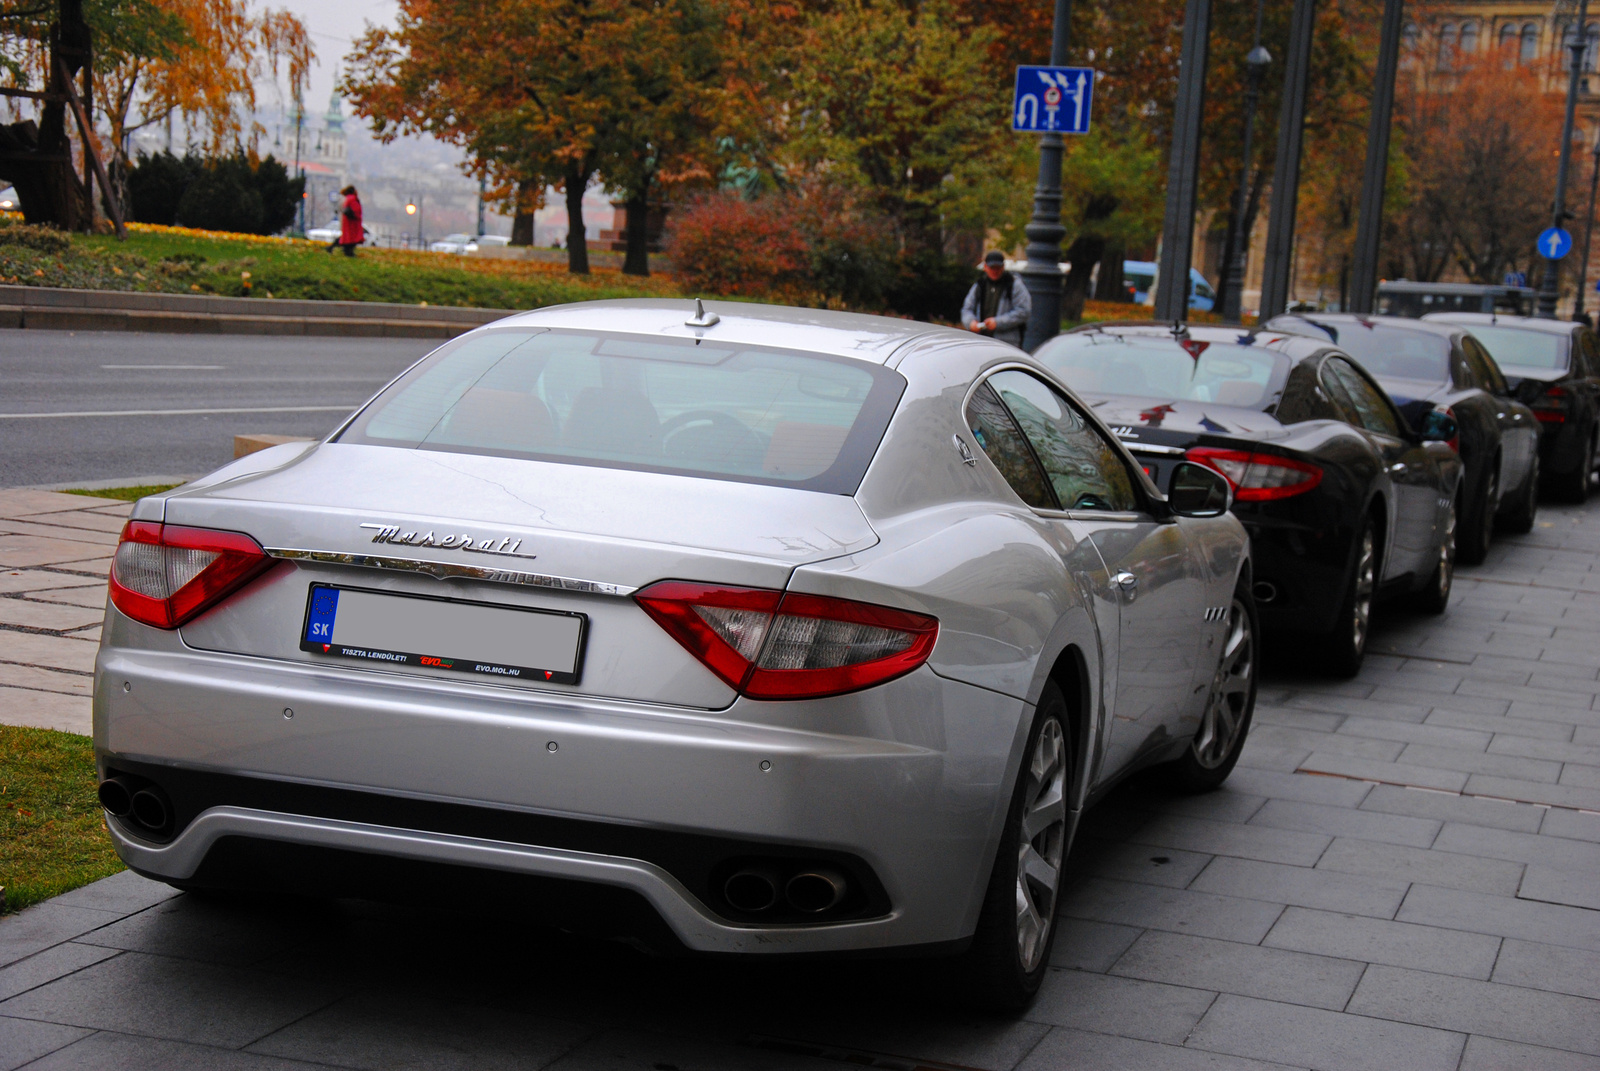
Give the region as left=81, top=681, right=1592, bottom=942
left=984, top=250, right=1005, bottom=266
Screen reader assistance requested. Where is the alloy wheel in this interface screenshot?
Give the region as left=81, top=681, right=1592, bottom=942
left=1015, top=717, right=1067, bottom=973
left=1192, top=598, right=1256, bottom=769
left=1351, top=528, right=1376, bottom=655
left=1480, top=470, right=1498, bottom=550
left=1437, top=500, right=1457, bottom=602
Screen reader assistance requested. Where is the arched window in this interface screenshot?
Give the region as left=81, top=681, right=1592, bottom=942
left=1499, top=22, right=1519, bottom=65
left=1460, top=21, right=1478, bottom=55
left=1438, top=23, right=1458, bottom=69
left=1522, top=22, right=1540, bottom=64
left=1402, top=21, right=1420, bottom=65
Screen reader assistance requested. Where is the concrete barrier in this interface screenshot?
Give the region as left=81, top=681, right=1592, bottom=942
left=0, top=285, right=521, bottom=338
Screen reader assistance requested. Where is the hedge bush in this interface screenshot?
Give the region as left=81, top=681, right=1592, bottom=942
left=128, top=151, right=304, bottom=236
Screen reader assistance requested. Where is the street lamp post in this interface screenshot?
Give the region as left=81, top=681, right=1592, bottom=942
left=1576, top=135, right=1600, bottom=324
left=1020, top=0, right=1074, bottom=353
left=477, top=175, right=487, bottom=238
left=1222, top=17, right=1273, bottom=324
left=1538, top=0, right=1590, bottom=319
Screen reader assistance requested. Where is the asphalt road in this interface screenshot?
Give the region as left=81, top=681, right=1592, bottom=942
left=0, top=329, right=437, bottom=488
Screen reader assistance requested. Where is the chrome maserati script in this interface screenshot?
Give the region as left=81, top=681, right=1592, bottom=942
left=359, top=523, right=538, bottom=561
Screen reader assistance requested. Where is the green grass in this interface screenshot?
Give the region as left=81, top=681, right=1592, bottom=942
left=0, top=726, right=125, bottom=914
left=2, top=220, right=685, bottom=310
left=63, top=483, right=182, bottom=502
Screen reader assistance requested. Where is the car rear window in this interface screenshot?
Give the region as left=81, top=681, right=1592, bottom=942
left=337, top=328, right=904, bottom=494
left=1461, top=325, right=1569, bottom=371
left=1033, top=332, right=1289, bottom=410
left=1311, top=325, right=1450, bottom=381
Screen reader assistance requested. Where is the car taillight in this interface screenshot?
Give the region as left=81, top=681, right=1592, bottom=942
left=110, top=521, right=273, bottom=629
left=1531, top=385, right=1569, bottom=424
left=1442, top=405, right=1460, bottom=453
left=634, top=581, right=938, bottom=700
left=1186, top=447, right=1323, bottom=502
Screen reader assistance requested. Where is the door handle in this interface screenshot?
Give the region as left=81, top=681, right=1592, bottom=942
left=1112, top=572, right=1139, bottom=596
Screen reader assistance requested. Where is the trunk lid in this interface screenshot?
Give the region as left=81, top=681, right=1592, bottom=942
left=167, top=443, right=879, bottom=709
left=1081, top=395, right=1290, bottom=447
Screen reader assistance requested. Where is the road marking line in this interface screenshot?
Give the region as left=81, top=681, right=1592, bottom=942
left=99, top=364, right=227, bottom=370
left=0, top=406, right=355, bottom=419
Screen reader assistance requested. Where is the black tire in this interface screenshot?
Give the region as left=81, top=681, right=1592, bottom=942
left=1166, top=580, right=1258, bottom=793
left=1458, top=461, right=1498, bottom=566
left=1413, top=493, right=1457, bottom=615
left=1554, top=430, right=1595, bottom=504
left=958, top=682, right=1072, bottom=1011
left=1499, top=453, right=1539, bottom=535
left=1322, top=518, right=1377, bottom=678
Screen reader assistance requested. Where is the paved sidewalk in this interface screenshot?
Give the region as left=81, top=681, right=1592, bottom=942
left=1, top=495, right=1598, bottom=1069
left=0, top=490, right=129, bottom=735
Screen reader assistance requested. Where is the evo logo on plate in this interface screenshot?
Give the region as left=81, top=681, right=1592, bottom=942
left=359, top=523, right=538, bottom=561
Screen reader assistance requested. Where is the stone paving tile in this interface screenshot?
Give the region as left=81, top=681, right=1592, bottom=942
left=0, top=943, right=120, bottom=1002
left=1579, top=726, right=1600, bottom=744
left=1461, top=678, right=1597, bottom=710
left=0, top=536, right=112, bottom=569
left=1491, top=939, right=1600, bottom=1001
left=0, top=904, right=122, bottom=970
left=1518, top=864, right=1600, bottom=910
left=1048, top=919, right=1142, bottom=973
left=1398, top=742, right=1563, bottom=782
left=1147, top=789, right=1267, bottom=825
left=1431, top=822, right=1600, bottom=870
left=544, top=1030, right=850, bottom=1071
left=1057, top=879, right=1284, bottom=944
left=1542, top=807, right=1600, bottom=842
left=1109, top=931, right=1364, bottom=1011
left=1337, top=717, right=1493, bottom=751
left=1251, top=705, right=1344, bottom=733
left=0, top=687, right=91, bottom=733
left=1560, top=763, right=1600, bottom=788
left=0, top=1016, right=92, bottom=1071
left=1184, top=994, right=1465, bottom=1071
left=1424, top=708, right=1574, bottom=741
left=246, top=991, right=591, bottom=1071
left=1397, top=884, right=1600, bottom=951
left=74, top=896, right=325, bottom=968
left=1295, top=752, right=1468, bottom=792
left=21, top=511, right=130, bottom=535
left=1233, top=740, right=1308, bottom=772
left=1250, top=725, right=1403, bottom=763
left=1127, top=814, right=1330, bottom=866
left=0, top=491, right=122, bottom=515
left=1465, top=773, right=1600, bottom=809
left=1074, top=840, right=1213, bottom=890
left=1358, top=783, right=1545, bottom=832
left=1313, top=837, right=1523, bottom=896
left=0, top=662, right=91, bottom=696
left=21, top=585, right=108, bottom=609
left=0, top=598, right=102, bottom=632
left=1027, top=969, right=1215, bottom=1045
left=1248, top=798, right=1442, bottom=848
left=1262, top=907, right=1501, bottom=980
left=16, top=1031, right=346, bottom=1071
left=1285, top=694, right=1432, bottom=723
left=1220, top=768, right=1373, bottom=808
left=1347, top=964, right=1600, bottom=1057
left=0, top=631, right=97, bottom=673
left=0, top=520, right=120, bottom=546
left=1188, top=858, right=1408, bottom=919
left=1488, top=734, right=1600, bottom=766
left=0, top=951, right=347, bottom=1048
left=1458, top=1036, right=1600, bottom=1071
left=0, top=570, right=102, bottom=594
left=1016, top=1026, right=1304, bottom=1071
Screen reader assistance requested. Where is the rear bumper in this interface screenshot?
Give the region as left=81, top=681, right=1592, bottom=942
left=1536, top=417, right=1592, bottom=474
left=94, top=610, right=1028, bottom=954
left=1236, top=503, right=1351, bottom=637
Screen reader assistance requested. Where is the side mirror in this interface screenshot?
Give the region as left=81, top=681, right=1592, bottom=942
left=1167, top=462, right=1232, bottom=517
left=1419, top=409, right=1458, bottom=444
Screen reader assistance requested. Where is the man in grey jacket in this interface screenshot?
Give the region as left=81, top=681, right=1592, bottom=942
left=961, top=251, right=1032, bottom=348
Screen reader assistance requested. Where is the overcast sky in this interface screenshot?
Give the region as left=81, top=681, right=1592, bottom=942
left=268, top=0, right=395, bottom=117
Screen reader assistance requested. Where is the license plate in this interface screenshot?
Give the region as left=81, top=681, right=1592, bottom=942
left=300, top=584, right=585, bottom=685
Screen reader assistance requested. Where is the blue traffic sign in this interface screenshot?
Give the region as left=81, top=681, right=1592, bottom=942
left=1013, top=66, right=1095, bottom=134
left=1538, top=227, right=1573, bottom=260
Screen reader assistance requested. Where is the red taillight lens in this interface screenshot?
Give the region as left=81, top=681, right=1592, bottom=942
left=1186, top=447, right=1323, bottom=502
left=1532, top=385, right=1568, bottom=424
left=110, top=521, right=273, bottom=629
left=634, top=581, right=938, bottom=700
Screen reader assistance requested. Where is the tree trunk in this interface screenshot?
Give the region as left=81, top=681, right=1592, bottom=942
left=508, top=181, right=535, bottom=245
left=564, top=164, right=590, bottom=274
left=1094, top=242, right=1128, bottom=301
left=1062, top=235, right=1105, bottom=322
left=622, top=185, right=650, bottom=277
left=2, top=0, right=95, bottom=229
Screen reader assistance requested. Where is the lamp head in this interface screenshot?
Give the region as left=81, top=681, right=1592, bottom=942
left=1246, top=45, right=1273, bottom=68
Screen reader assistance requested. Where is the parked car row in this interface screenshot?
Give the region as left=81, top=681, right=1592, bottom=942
left=85, top=300, right=1594, bottom=1011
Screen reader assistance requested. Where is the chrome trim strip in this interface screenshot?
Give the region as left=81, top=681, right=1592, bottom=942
left=263, top=548, right=637, bottom=597
left=1122, top=443, right=1186, bottom=455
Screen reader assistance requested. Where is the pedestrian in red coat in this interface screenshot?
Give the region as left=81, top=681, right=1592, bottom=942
left=328, top=186, right=363, bottom=257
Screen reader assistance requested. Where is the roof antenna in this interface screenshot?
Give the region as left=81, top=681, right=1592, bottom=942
left=686, top=298, right=720, bottom=328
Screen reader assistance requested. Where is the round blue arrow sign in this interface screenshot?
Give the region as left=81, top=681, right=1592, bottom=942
left=1539, top=227, right=1574, bottom=260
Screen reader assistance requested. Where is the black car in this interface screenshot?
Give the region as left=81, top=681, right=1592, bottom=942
left=1422, top=313, right=1600, bottom=502
left=1033, top=323, right=1462, bottom=676
left=1267, top=315, right=1540, bottom=565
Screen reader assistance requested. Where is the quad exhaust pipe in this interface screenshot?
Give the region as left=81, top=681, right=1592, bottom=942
left=98, top=776, right=172, bottom=836
left=1252, top=581, right=1279, bottom=605
left=722, top=865, right=850, bottom=915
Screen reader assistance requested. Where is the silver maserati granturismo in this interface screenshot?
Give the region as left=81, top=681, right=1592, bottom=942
left=93, top=300, right=1255, bottom=1007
